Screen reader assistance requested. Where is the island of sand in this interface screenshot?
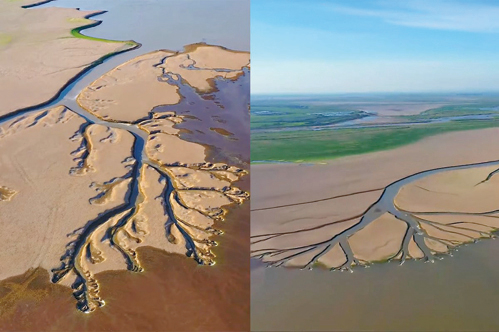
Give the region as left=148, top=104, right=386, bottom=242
left=251, top=128, right=499, bottom=270
left=0, top=0, right=138, bottom=117
left=0, top=0, right=250, bottom=315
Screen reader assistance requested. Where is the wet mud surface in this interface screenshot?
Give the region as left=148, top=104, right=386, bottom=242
left=1, top=177, right=249, bottom=331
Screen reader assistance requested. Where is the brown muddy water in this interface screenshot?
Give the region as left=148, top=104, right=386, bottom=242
left=0, top=76, right=250, bottom=330
left=0, top=180, right=249, bottom=332
left=0, top=14, right=250, bottom=332
left=157, top=67, right=250, bottom=169
left=251, top=236, right=499, bottom=331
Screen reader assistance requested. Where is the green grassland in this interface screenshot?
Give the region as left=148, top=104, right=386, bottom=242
left=71, top=24, right=137, bottom=46
left=66, top=15, right=138, bottom=47
left=251, top=100, right=499, bottom=162
left=251, top=104, right=368, bottom=130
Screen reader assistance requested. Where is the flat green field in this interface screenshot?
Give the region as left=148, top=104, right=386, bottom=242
left=251, top=96, right=499, bottom=162
left=251, top=104, right=368, bottom=130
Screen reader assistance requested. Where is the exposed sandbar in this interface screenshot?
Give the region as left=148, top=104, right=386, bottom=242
left=252, top=128, right=499, bottom=267
left=0, top=0, right=136, bottom=117
left=77, top=44, right=250, bottom=123
left=1, top=43, right=250, bottom=313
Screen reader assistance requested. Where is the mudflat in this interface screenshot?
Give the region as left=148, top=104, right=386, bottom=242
left=0, top=0, right=250, bottom=330
left=0, top=0, right=136, bottom=116
left=252, top=128, right=499, bottom=267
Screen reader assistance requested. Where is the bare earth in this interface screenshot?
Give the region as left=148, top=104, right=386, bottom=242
left=0, top=1, right=250, bottom=325
left=0, top=0, right=135, bottom=116
left=77, top=44, right=250, bottom=123
left=252, top=128, right=499, bottom=267
left=0, top=46, right=249, bottom=314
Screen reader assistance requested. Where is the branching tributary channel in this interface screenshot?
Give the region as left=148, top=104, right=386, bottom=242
left=0, top=20, right=249, bottom=312
left=252, top=160, right=499, bottom=271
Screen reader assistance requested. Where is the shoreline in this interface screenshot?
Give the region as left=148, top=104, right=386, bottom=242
left=0, top=1, right=141, bottom=124
left=73, top=43, right=249, bottom=126
left=21, top=0, right=56, bottom=8
left=70, top=11, right=138, bottom=45
left=1, top=45, right=250, bottom=314
left=1, top=0, right=250, bottom=316
left=251, top=127, right=499, bottom=269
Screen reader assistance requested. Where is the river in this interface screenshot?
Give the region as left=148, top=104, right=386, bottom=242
left=252, top=160, right=499, bottom=331
left=0, top=0, right=250, bottom=330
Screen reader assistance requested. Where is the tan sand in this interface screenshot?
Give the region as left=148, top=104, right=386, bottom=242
left=77, top=51, right=180, bottom=123
left=77, top=45, right=250, bottom=123
left=348, top=213, right=407, bottom=262
left=0, top=109, right=247, bottom=312
left=389, top=165, right=499, bottom=253
left=252, top=127, right=499, bottom=268
left=0, top=186, right=16, bottom=201
left=1, top=42, right=249, bottom=313
left=395, top=165, right=499, bottom=214
left=252, top=128, right=499, bottom=210
left=0, top=106, right=133, bottom=284
left=0, top=0, right=135, bottom=117
left=0, top=242, right=250, bottom=331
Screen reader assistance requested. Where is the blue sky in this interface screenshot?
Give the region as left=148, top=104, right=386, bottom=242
left=251, top=0, right=499, bottom=94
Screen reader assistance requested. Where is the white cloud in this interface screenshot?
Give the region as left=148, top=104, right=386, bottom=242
left=329, top=0, right=499, bottom=33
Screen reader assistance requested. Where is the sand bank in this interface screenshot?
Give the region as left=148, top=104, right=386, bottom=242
left=1, top=42, right=249, bottom=313
left=0, top=106, right=132, bottom=283
left=252, top=127, right=499, bottom=268
left=0, top=0, right=136, bottom=117
left=0, top=106, right=247, bottom=312
left=77, top=44, right=250, bottom=123
left=391, top=165, right=499, bottom=253
left=357, top=102, right=447, bottom=116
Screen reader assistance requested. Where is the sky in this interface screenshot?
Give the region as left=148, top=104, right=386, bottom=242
left=251, top=0, right=499, bottom=94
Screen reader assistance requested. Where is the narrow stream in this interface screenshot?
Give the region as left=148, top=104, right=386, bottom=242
left=252, top=161, right=499, bottom=331
left=367, top=159, right=499, bottom=229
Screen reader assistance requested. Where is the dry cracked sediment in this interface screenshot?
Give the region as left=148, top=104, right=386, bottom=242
left=0, top=45, right=250, bottom=313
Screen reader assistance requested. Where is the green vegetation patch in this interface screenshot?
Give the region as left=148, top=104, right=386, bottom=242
left=68, top=18, right=138, bottom=47
left=71, top=26, right=125, bottom=44
left=0, top=33, right=12, bottom=46
left=251, top=119, right=499, bottom=162
left=251, top=104, right=367, bottom=130
left=404, top=104, right=499, bottom=121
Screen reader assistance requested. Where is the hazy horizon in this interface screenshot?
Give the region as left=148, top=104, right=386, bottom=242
left=252, top=0, right=499, bottom=94
left=252, top=91, right=499, bottom=96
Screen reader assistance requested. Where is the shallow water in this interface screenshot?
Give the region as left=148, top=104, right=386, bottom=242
left=0, top=0, right=250, bottom=329
left=254, top=113, right=499, bottom=133
left=156, top=68, right=250, bottom=168
left=252, top=230, right=499, bottom=331
left=0, top=193, right=250, bottom=331
left=38, top=0, right=249, bottom=52
left=251, top=161, right=499, bottom=331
